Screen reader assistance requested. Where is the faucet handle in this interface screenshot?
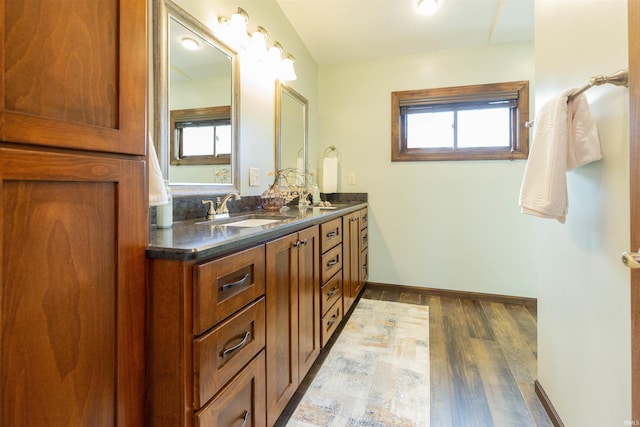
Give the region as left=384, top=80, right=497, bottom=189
left=201, top=199, right=216, bottom=220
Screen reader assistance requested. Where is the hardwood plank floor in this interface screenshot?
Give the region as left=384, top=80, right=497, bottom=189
left=276, top=286, right=552, bottom=426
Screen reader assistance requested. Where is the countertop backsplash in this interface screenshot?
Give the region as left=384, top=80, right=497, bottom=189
left=150, top=192, right=368, bottom=226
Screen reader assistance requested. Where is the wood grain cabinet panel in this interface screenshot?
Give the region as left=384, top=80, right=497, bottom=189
left=266, top=226, right=320, bottom=426
left=0, top=147, right=146, bottom=427
left=194, top=246, right=266, bottom=335
left=194, top=298, right=266, bottom=409
left=195, top=351, right=266, bottom=427
left=0, top=0, right=146, bottom=155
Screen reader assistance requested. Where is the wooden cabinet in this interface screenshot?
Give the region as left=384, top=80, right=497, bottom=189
left=343, top=208, right=369, bottom=313
left=0, top=0, right=146, bottom=155
left=147, top=246, right=267, bottom=427
left=0, top=1, right=147, bottom=425
left=266, top=226, right=320, bottom=426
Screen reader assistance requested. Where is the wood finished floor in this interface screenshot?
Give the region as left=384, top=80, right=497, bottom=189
left=276, top=286, right=553, bottom=427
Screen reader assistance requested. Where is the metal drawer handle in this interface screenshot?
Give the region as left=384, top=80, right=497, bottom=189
left=221, top=331, right=251, bottom=359
left=300, top=238, right=308, bottom=246
left=327, top=314, right=337, bottom=327
left=326, top=256, right=339, bottom=267
left=240, top=410, right=251, bottom=427
left=327, top=286, right=338, bottom=297
left=220, top=273, right=250, bottom=292
left=326, top=230, right=338, bottom=238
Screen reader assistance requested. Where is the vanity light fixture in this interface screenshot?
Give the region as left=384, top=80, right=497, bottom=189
left=216, top=7, right=297, bottom=81
left=249, top=26, right=269, bottom=60
left=280, top=53, right=297, bottom=81
left=227, top=7, right=250, bottom=48
left=180, top=37, right=200, bottom=51
left=416, top=0, right=439, bottom=15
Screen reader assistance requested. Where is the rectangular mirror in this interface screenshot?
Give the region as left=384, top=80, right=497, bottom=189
left=276, top=82, right=308, bottom=187
left=154, top=0, right=240, bottom=196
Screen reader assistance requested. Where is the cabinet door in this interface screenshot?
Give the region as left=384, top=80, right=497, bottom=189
left=266, top=233, right=299, bottom=426
left=297, top=226, right=320, bottom=381
left=343, top=212, right=361, bottom=312
left=0, top=0, right=146, bottom=155
left=0, top=147, right=146, bottom=426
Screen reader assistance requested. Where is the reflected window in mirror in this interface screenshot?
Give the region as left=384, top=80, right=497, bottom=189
left=154, top=0, right=240, bottom=194
left=170, top=106, right=231, bottom=165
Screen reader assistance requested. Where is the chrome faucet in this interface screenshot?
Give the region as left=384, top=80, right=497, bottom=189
left=215, top=192, right=241, bottom=214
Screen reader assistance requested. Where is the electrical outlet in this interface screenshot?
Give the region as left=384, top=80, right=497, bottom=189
left=249, top=167, right=260, bottom=186
left=348, top=172, right=356, bottom=185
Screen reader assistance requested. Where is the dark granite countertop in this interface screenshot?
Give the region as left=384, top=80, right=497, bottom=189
left=147, top=202, right=367, bottom=261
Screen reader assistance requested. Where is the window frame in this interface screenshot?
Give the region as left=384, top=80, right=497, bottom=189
left=391, top=81, right=529, bottom=161
left=170, top=106, right=231, bottom=166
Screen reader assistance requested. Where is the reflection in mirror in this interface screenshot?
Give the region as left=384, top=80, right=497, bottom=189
left=154, top=0, right=239, bottom=196
left=276, top=82, right=308, bottom=188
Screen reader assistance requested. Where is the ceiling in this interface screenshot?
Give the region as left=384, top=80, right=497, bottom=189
left=275, top=0, right=534, bottom=65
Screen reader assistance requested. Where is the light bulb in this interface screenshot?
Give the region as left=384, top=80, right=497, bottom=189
left=280, top=54, right=297, bottom=81
left=417, top=0, right=439, bottom=15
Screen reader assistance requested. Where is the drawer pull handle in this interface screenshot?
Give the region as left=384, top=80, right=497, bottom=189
left=240, top=410, right=251, bottom=427
left=327, top=313, right=338, bottom=327
left=362, top=236, right=368, bottom=243
left=220, top=273, right=250, bottom=292
left=326, top=230, right=338, bottom=238
left=300, top=238, right=308, bottom=246
left=221, top=331, right=251, bottom=359
left=326, top=256, right=339, bottom=268
left=327, top=286, right=338, bottom=297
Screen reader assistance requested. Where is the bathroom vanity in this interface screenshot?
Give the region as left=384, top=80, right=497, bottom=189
left=146, top=203, right=368, bottom=427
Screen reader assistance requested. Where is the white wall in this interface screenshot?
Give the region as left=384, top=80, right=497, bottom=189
left=318, top=43, right=538, bottom=297
left=535, top=0, right=631, bottom=425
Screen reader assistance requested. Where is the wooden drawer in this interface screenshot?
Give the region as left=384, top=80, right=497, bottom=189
left=361, top=246, right=369, bottom=283
left=195, top=351, right=266, bottom=427
left=321, top=299, right=343, bottom=348
left=194, top=245, right=265, bottom=335
left=321, top=271, right=342, bottom=316
left=361, top=227, right=368, bottom=251
left=193, top=298, right=266, bottom=409
left=360, top=208, right=368, bottom=230
left=321, top=243, right=342, bottom=283
left=320, top=217, right=342, bottom=253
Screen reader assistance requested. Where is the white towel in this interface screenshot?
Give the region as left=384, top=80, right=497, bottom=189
left=322, top=157, right=338, bottom=193
left=519, top=90, right=602, bottom=223
left=148, top=135, right=168, bottom=206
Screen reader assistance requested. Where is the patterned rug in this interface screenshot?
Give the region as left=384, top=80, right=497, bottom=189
left=287, top=299, right=430, bottom=427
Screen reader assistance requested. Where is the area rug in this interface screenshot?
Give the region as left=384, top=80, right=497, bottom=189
left=287, top=299, right=430, bottom=427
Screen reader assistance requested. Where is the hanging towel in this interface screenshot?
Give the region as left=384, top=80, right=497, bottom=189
left=148, top=135, right=168, bottom=206
left=322, top=156, right=338, bottom=193
left=519, top=90, right=602, bottom=223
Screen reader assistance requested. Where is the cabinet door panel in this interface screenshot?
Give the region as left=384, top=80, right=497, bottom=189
left=265, top=233, right=299, bottom=426
left=0, top=147, right=146, bottom=427
left=297, top=226, right=320, bottom=381
left=0, top=0, right=146, bottom=154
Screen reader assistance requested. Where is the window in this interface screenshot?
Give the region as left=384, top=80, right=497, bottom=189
left=170, top=106, right=231, bottom=166
left=391, top=81, right=529, bottom=161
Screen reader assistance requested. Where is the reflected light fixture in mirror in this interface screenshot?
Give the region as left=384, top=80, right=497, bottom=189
left=181, top=37, right=200, bottom=50
left=417, top=0, right=439, bottom=15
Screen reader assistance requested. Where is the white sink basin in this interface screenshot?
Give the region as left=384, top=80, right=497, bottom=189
left=223, top=218, right=284, bottom=227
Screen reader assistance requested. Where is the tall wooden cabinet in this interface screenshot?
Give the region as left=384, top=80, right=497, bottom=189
left=266, top=226, right=320, bottom=426
left=0, top=1, right=147, bottom=426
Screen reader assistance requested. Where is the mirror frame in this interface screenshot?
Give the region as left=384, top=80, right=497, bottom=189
left=154, top=0, right=240, bottom=197
left=275, top=81, right=309, bottom=185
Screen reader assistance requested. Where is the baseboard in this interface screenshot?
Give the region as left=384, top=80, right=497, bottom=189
left=365, top=282, right=537, bottom=311
left=534, top=380, right=565, bottom=427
